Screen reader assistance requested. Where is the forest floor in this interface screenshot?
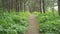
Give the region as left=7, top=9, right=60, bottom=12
left=25, top=14, right=39, bottom=34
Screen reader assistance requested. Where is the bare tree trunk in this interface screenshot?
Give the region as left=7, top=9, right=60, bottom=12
left=20, top=0, right=23, bottom=11
left=1, top=0, right=5, bottom=12
left=58, top=0, right=60, bottom=15
left=42, top=0, right=45, bottom=13
left=40, top=0, right=42, bottom=13
left=7, top=0, right=11, bottom=12
left=15, top=0, right=19, bottom=12
left=52, top=0, right=55, bottom=16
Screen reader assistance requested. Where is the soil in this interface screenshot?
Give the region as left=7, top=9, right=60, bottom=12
left=25, top=14, right=39, bottom=34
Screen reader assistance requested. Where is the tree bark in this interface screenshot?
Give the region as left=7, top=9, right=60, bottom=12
left=58, top=0, right=60, bottom=15
left=43, top=0, right=45, bottom=13
left=1, top=0, right=5, bottom=12
left=40, top=0, right=42, bottom=13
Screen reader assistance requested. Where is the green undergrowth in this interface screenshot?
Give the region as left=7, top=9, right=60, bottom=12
left=33, top=11, right=60, bottom=34
left=0, top=11, right=60, bottom=34
left=0, top=11, right=30, bottom=34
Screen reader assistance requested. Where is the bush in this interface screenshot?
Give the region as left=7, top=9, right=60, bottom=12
left=0, top=12, right=30, bottom=34
left=36, top=11, right=60, bottom=34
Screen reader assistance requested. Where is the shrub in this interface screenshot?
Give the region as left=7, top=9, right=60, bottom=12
left=36, top=11, right=60, bottom=34
left=0, top=12, right=29, bottom=34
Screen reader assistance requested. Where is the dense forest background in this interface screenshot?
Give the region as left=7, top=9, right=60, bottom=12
left=1, top=0, right=60, bottom=34
left=0, top=0, right=58, bottom=13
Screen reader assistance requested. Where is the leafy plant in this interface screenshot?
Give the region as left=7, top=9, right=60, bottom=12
left=0, top=12, right=29, bottom=34
left=36, top=11, right=60, bottom=34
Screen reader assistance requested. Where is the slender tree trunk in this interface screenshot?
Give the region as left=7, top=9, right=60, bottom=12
left=1, top=0, right=5, bottom=12
left=40, top=0, right=42, bottom=13
left=52, top=0, right=55, bottom=16
left=58, top=0, right=60, bottom=15
left=43, top=0, right=45, bottom=13
left=11, top=0, right=13, bottom=11
left=7, top=0, right=11, bottom=12
left=20, top=0, right=23, bottom=11
left=15, top=0, right=19, bottom=12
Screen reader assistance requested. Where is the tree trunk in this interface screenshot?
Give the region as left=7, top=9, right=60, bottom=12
left=42, top=0, right=45, bottom=13
left=1, top=0, right=5, bottom=12
left=15, top=0, right=20, bottom=12
left=7, top=0, right=11, bottom=12
left=20, top=0, right=23, bottom=11
left=40, top=0, right=42, bottom=13
left=58, top=0, right=60, bottom=15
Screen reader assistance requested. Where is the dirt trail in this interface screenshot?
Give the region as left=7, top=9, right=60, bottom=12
left=25, top=14, right=39, bottom=34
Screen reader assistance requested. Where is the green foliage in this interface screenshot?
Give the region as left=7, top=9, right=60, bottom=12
left=36, top=11, right=60, bottom=34
left=0, top=11, right=60, bottom=34
left=0, top=12, right=29, bottom=34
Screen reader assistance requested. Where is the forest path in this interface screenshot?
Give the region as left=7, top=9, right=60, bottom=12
left=25, top=14, right=39, bottom=34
